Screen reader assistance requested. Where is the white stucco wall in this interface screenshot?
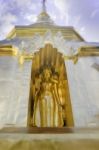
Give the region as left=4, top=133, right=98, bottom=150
left=0, top=56, right=32, bottom=127
left=66, top=57, right=99, bottom=127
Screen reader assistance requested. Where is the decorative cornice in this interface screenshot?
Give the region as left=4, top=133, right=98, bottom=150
left=0, top=31, right=99, bottom=65
left=0, top=45, right=18, bottom=56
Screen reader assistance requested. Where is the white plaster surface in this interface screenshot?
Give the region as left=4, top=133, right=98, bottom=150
left=0, top=56, right=32, bottom=127
left=66, top=57, right=99, bottom=127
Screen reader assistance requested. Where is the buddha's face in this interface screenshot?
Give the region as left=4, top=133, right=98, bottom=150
left=43, top=69, right=51, bottom=80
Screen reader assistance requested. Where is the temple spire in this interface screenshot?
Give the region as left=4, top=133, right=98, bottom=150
left=42, top=0, right=46, bottom=12
left=36, top=0, right=54, bottom=24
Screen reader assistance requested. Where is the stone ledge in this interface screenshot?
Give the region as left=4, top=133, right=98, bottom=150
left=0, top=127, right=99, bottom=134
left=0, top=128, right=99, bottom=150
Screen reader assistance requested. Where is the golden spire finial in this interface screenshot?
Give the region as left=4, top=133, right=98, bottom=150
left=42, top=0, right=46, bottom=12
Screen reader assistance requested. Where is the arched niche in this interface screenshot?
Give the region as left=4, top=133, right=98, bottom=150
left=27, top=44, right=74, bottom=127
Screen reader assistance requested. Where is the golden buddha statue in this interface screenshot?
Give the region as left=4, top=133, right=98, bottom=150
left=32, top=67, right=63, bottom=127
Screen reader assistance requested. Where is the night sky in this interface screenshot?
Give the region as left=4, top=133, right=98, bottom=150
left=0, top=0, right=99, bottom=42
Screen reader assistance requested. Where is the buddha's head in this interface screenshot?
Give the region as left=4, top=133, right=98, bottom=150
left=43, top=68, right=52, bottom=81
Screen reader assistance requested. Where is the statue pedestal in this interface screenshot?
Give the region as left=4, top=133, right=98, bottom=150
left=0, top=127, right=99, bottom=134
left=0, top=127, right=74, bottom=134
left=0, top=127, right=99, bottom=150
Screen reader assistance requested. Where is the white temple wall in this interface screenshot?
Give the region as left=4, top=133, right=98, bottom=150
left=66, top=57, right=99, bottom=127
left=0, top=56, right=32, bottom=127
left=0, top=55, right=99, bottom=127
left=14, top=61, right=32, bottom=126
